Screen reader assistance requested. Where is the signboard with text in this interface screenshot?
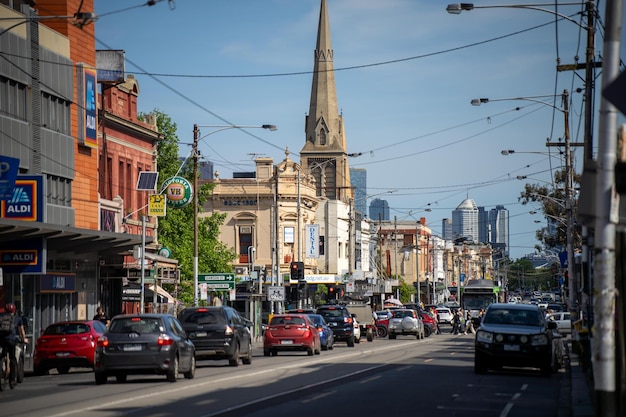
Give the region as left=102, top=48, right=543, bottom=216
left=198, top=273, right=236, bottom=290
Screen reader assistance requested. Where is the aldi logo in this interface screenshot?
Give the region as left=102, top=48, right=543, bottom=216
left=1, top=175, right=43, bottom=221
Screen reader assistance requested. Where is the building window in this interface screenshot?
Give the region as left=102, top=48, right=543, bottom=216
left=0, top=76, right=27, bottom=121
left=46, top=175, right=72, bottom=207
left=319, top=129, right=327, bottom=145
left=239, top=226, right=253, bottom=258
left=41, top=91, right=71, bottom=134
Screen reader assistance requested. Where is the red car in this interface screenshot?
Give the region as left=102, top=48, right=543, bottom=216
left=34, top=320, right=107, bottom=375
left=263, top=314, right=321, bottom=356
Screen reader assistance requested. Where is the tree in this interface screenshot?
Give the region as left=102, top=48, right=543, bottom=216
left=518, top=168, right=581, bottom=250
left=146, top=110, right=237, bottom=305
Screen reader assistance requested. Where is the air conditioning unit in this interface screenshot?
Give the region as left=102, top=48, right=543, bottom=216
left=234, top=266, right=248, bottom=275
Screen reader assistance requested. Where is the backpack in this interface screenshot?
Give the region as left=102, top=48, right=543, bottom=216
left=0, top=313, right=13, bottom=337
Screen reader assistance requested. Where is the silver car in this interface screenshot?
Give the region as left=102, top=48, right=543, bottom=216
left=387, top=309, right=424, bottom=340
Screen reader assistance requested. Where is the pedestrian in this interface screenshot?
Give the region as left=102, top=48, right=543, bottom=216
left=465, top=310, right=475, bottom=334
left=430, top=307, right=441, bottom=334
left=93, top=307, right=109, bottom=325
left=451, top=309, right=460, bottom=334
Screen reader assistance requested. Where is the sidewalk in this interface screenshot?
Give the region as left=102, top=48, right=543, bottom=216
left=562, top=343, right=595, bottom=417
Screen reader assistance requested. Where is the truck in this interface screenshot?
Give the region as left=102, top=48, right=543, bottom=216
left=344, top=303, right=375, bottom=342
left=461, top=279, right=499, bottom=328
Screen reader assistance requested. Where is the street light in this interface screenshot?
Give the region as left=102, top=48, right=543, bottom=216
left=192, top=123, right=277, bottom=307
left=474, top=91, right=576, bottom=313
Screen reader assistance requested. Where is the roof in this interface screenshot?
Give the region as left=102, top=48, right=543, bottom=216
left=0, top=218, right=148, bottom=256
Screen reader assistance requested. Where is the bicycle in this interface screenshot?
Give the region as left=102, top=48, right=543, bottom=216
left=0, top=343, right=16, bottom=391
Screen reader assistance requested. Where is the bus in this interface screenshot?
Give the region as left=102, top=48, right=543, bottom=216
left=460, top=279, right=499, bottom=327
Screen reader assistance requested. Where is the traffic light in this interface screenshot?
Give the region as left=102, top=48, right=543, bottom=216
left=290, top=261, right=304, bottom=281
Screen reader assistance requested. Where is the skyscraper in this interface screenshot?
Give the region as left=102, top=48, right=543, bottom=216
left=369, top=198, right=390, bottom=221
left=350, top=168, right=367, bottom=216
left=489, top=205, right=509, bottom=256
left=452, top=198, right=479, bottom=242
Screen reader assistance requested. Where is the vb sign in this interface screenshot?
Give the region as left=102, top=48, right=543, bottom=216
left=163, top=176, right=193, bottom=208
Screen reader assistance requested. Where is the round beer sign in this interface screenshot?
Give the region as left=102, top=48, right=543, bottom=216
left=163, top=176, right=193, bottom=208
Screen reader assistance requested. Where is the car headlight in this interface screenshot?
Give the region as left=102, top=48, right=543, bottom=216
left=531, top=334, right=549, bottom=346
left=476, top=329, right=493, bottom=343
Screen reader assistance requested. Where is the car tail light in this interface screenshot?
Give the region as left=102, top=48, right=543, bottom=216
left=97, top=336, right=109, bottom=347
left=345, top=317, right=353, bottom=325
left=158, top=335, right=174, bottom=346
left=225, top=325, right=234, bottom=336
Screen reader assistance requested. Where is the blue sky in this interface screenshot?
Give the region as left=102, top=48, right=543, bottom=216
left=94, top=0, right=625, bottom=260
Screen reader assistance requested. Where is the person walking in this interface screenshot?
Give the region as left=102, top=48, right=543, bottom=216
left=93, top=307, right=109, bottom=325
left=451, top=309, right=461, bottom=334
left=465, top=310, right=475, bottom=334
left=0, top=303, right=27, bottom=387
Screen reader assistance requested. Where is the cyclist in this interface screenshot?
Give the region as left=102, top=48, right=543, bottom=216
left=0, top=303, right=28, bottom=386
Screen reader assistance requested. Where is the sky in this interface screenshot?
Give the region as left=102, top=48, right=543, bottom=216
left=93, top=0, right=626, bottom=260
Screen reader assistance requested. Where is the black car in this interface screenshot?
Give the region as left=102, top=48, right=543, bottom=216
left=315, top=305, right=355, bottom=347
left=178, top=306, right=253, bottom=366
left=94, top=314, right=195, bottom=384
left=474, top=303, right=562, bottom=376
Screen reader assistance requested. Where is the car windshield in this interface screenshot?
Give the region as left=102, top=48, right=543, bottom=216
left=44, top=323, right=89, bottom=335
left=392, top=310, right=414, bottom=319
left=109, top=318, right=163, bottom=334
left=483, top=308, right=543, bottom=326
left=270, top=316, right=306, bottom=325
left=181, top=311, right=220, bottom=325
left=307, top=315, right=323, bottom=325
left=319, top=309, right=343, bottom=318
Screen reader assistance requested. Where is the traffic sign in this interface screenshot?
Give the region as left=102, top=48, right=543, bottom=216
left=266, top=286, right=285, bottom=301
left=198, top=273, right=235, bottom=290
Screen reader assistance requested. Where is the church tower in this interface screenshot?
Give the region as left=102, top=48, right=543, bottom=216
left=300, top=0, right=353, bottom=203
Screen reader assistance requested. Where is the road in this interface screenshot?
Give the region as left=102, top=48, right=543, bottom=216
left=0, top=333, right=568, bottom=417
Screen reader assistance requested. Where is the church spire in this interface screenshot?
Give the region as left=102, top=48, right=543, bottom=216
left=301, top=0, right=351, bottom=202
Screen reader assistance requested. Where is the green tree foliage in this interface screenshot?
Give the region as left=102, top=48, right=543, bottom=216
left=395, top=277, right=416, bottom=304
left=146, top=110, right=237, bottom=305
left=518, top=168, right=581, bottom=250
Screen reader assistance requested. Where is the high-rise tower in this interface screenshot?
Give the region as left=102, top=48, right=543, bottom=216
left=300, top=0, right=352, bottom=203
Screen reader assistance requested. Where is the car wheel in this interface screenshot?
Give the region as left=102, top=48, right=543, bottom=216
left=270, top=349, right=278, bottom=356
left=474, top=352, right=488, bottom=374
left=166, top=355, right=179, bottom=382
left=355, top=334, right=361, bottom=344
left=184, top=355, right=196, bottom=379
left=95, top=372, right=107, bottom=385
left=307, top=347, right=314, bottom=356
left=264, top=349, right=270, bottom=357
left=242, top=342, right=252, bottom=365
left=328, top=340, right=334, bottom=350
left=115, top=374, right=127, bottom=383
left=367, top=330, right=374, bottom=342
left=322, top=343, right=328, bottom=351
left=347, top=335, right=355, bottom=347
left=377, top=326, right=388, bottom=338
left=228, top=343, right=241, bottom=366
left=424, top=326, right=432, bottom=338
left=540, top=360, right=553, bottom=377
left=57, top=366, right=70, bottom=375
left=389, top=332, right=397, bottom=340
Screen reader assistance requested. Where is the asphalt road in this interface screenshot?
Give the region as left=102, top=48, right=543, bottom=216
left=0, top=332, right=569, bottom=417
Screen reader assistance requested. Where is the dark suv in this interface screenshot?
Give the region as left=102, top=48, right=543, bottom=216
left=475, top=303, right=563, bottom=376
left=178, top=306, right=253, bottom=366
left=316, top=305, right=355, bottom=347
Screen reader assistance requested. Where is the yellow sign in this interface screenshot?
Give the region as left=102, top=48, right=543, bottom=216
left=148, top=194, right=166, bottom=217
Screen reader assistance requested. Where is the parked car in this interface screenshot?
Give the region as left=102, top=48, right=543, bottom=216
left=34, top=320, right=107, bottom=375
left=352, top=315, right=361, bottom=343
left=178, top=306, right=253, bottom=366
left=316, top=305, right=355, bottom=347
left=306, top=313, right=334, bottom=350
left=94, top=314, right=196, bottom=384
left=387, top=308, right=424, bottom=340
left=263, top=314, right=321, bottom=356
left=474, top=303, right=563, bottom=376
left=435, top=307, right=454, bottom=325
left=546, top=312, right=572, bottom=335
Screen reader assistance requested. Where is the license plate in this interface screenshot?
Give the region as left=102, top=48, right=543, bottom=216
left=195, top=332, right=207, bottom=337
left=123, top=344, right=142, bottom=352
left=280, top=340, right=293, bottom=345
left=504, top=344, right=520, bottom=351
left=56, top=352, right=70, bottom=357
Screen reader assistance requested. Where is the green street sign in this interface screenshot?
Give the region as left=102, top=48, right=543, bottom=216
left=198, top=273, right=236, bottom=290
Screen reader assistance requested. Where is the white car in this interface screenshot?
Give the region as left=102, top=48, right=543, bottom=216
left=546, top=312, right=572, bottom=335
left=352, top=316, right=361, bottom=343
left=435, top=307, right=454, bottom=324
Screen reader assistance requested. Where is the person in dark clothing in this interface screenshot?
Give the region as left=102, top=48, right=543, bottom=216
left=93, top=307, right=109, bottom=325
left=0, top=303, right=27, bottom=386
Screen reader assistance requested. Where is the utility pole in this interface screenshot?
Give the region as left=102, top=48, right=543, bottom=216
left=546, top=90, right=576, bottom=315
left=192, top=124, right=199, bottom=307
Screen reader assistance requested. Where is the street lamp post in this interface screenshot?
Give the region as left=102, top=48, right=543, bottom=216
left=472, top=91, right=577, bottom=313
left=191, top=124, right=277, bottom=307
